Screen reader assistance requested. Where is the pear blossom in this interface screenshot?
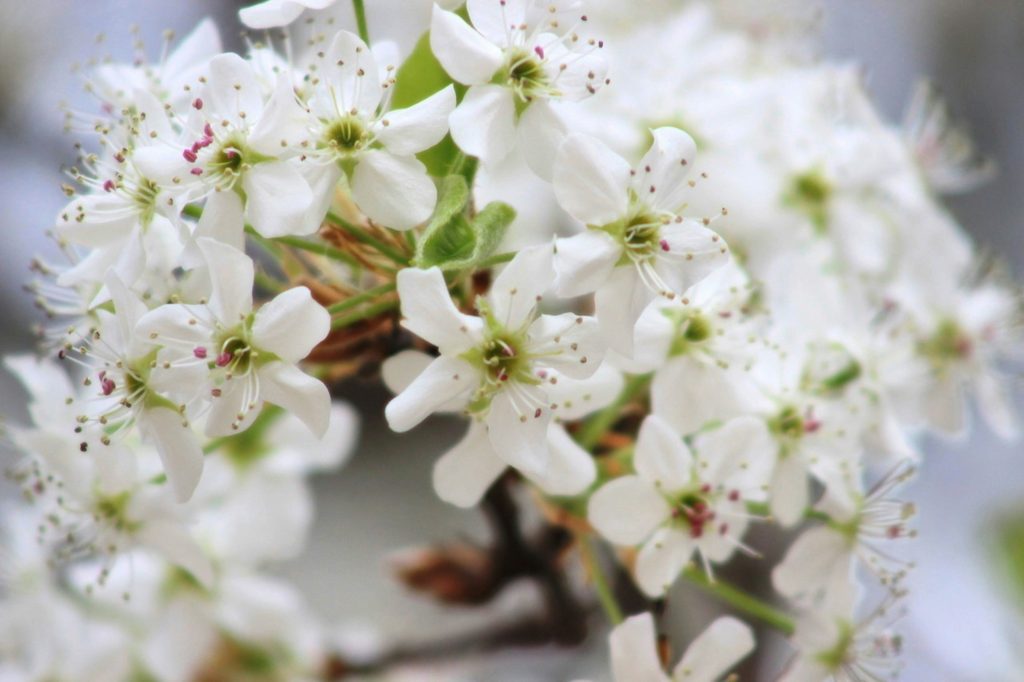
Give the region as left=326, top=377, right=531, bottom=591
left=133, top=53, right=315, bottom=241
left=299, top=30, right=456, bottom=230
left=773, top=462, right=916, bottom=606
left=135, top=238, right=331, bottom=438
left=430, top=0, right=609, bottom=176
left=239, top=0, right=339, bottom=29
left=588, top=415, right=775, bottom=596
left=601, top=612, right=755, bottom=682
left=552, top=129, right=730, bottom=354
left=384, top=245, right=605, bottom=502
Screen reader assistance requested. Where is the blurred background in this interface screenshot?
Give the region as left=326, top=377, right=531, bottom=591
left=0, top=1, right=1021, bottom=680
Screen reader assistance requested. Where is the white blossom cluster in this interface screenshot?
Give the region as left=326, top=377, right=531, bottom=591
left=1, top=1, right=1020, bottom=680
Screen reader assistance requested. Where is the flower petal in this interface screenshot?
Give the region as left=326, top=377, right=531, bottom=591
left=672, top=616, right=755, bottom=682
left=771, top=454, right=809, bottom=528
left=449, top=84, right=517, bottom=162
left=528, top=312, right=604, bottom=380
left=634, top=415, right=693, bottom=492
left=609, top=613, right=672, bottom=682
left=396, top=267, right=484, bottom=354
left=198, top=237, right=254, bottom=324
left=322, top=29, right=383, bottom=116
left=139, top=407, right=203, bottom=503
left=252, top=286, right=330, bottom=362
left=489, top=243, right=555, bottom=330
left=635, top=526, right=693, bottom=597
left=375, top=85, right=456, bottom=156
left=553, top=133, right=630, bottom=226
left=772, top=526, right=851, bottom=602
left=516, top=99, right=567, bottom=180
left=486, top=388, right=552, bottom=475
left=249, top=74, right=312, bottom=157
left=588, top=475, right=668, bottom=546
left=351, top=150, right=436, bottom=230
left=634, top=127, right=697, bottom=214
left=524, top=424, right=595, bottom=496
left=242, top=161, right=315, bottom=237
left=594, top=266, right=652, bottom=356
left=384, top=355, right=476, bottom=432
left=430, top=5, right=503, bottom=85
left=138, top=520, right=214, bottom=588
left=553, top=230, right=621, bottom=298
left=433, top=422, right=507, bottom=508
left=258, top=361, right=331, bottom=437
left=695, top=416, right=777, bottom=497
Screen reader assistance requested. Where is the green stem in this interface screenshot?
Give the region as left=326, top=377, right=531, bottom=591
left=576, top=373, right=652, bottom=450
left=580, top=535, right=624, bottom=625
left=682, top=567, right=795, bottom=635
left=330, top=298, right=399, bottom=330
left=352, top=0, right=370, bottom=44
left=327, top=211, right=408, bottom=265
left=273, top=235, right=362, bottom=269
left=327, top=282, right=396, bottom=315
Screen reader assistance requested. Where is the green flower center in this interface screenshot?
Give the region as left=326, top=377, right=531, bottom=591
left=670, top=488, right=716, bottom=538
left=324, top=116, right=369, bottom=154
left=769, top=405, right=818, bottom=443
left=785, top=169, right=832, bottom=235
left=918, top=319, right=972, bottom=371
left=498, top=48, right=550, bottom=108
left=94, top=491, right=140, bottom=533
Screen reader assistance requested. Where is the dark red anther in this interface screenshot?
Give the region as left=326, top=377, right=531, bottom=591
left=103, top=179, right=116, bottom=192
left=183, top=148, right=198, bottom=163
left=100, top=376, right=116, bottom=396
left=193, top=346, right=208, bottom=359
left=204, top=123, right=214, bottom=137
left=190, top=168, right=204, bottom=176
left=193, top=97, right=204, bottom=110
left=534, top=45, right=545, bottom=60
left=700, top=483, right=712, bottom=493
left=728, top=489, right=740, bottom=501
left=660, top=238, right=670, bottom=251
left=216, top=351, right=233, bottom=367
left=534, top=407, right=542, bottom=418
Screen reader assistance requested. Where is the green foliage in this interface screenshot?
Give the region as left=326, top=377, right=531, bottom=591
left=415, top=175, right=515, bottom=271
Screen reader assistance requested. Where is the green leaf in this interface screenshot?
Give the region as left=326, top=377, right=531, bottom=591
left=415, top=175, right=516, bottom=271
left=391, top=32, right=465, bottom=177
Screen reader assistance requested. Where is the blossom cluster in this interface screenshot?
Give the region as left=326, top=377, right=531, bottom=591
left=2, top=1, right=1020, bottom=680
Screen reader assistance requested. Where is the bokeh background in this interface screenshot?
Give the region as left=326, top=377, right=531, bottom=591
left=0, top=1, right=1021, bottom=680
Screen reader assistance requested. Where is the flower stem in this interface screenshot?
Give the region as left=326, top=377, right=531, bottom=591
left=580, top=535, right=624, bottom=625
left=352, top=0, right=370, bottom=44
left=576, top=373, right=652, bottom=450
left=682, top=567, right=795, bottom=635
left=330, top=298, right=399, bottom=330
left=475, top=251, right=515, bottom=269
left=272, top=235, right=362, bottom=269
left=327, top=211, right=409, bottom=265
left=328, top=282, right=396, bottom=315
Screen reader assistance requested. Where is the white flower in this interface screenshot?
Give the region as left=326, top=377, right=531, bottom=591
left=588, top=415, right=775, bottom=596
left=552, top=129, right=730, bottom=354
left=605, top=612, right=754, bottom=682
left=384, top=245, right=605, bottom=503
left=62, top=274, right=206, bottom=502
left=239, top=0, right=338, bottom=29
left=300, top=30, right=456, bottom=230
left=136, top=238, right=332, bottom=439
left=780, top=594, right=906, bottom=682
left=430, top=0, right=608, bottom=176
left=134, top=53, right=315, bottom=240
left=773, top=462, right=916, bottom=606
left=902, top=80, right=996, bottom=194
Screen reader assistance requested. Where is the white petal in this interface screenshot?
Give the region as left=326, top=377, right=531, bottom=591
left=771, top=526, right=850, bottom=601
left=299, top=161, right=343, bottom=235
left=553, top=133, right=630, bottom=226
left=654, top=220, right=729, bottom=294
left=351, top=151, right=436, bottom=230
left=322, top=29, right=383, bottom=116
left=432, top=422, right=507, bottom=507
left=258, top=361, right=331, bottom=437
left=651, top=358, right=753, bottom=435
left=631, top=298, right=677, bottom=371
left=777, top=658, right=831, bottom=682
left=133, top=145, right=191, bottom=186
left=466, top=0, right=524, bottom=46
left=635, top=526, right=693, bottom=597
left=633, top=127, right=697, bottom=214
left=547, top=362, right=624, bottom=421
left=528, top=312, right=604, bottom=380
left=672, top=616, right=755, bottom=682
left=430, top=5, right=503, bottom=85
left=695, top=416, right=777, bottom=496
left=164, top=17, right=223, bottom=78
left=239, top=0, right=306, bottom=29
left=921, top=375, right=966, bottom=437
left=770, top=455, right=809, bottom=528
left=205, top=376, right=261, bottom=437
left=396, top=267, right=483, bottom=354
left=252, top=286, right=330, bottom=362
left=609, top=613, right=672, bottom=682
left=136, top=304, right=211, bottom=351
left=375, top=86, right=456, bottom=156
left=634, top=415, right=692, bottom=492
left=138, top=520, right=214, bottom=588
left=248, top=74, right=311, bottom=157
left=594, top=266, right=653, bottom=356
left=384, top=355, right=476, bottom=432
left=553, top=230, right=621, bottom=298
left=197, top=237, right=254, bottom=324
left=205, top=53, right=262, bottom=121
left=381, top=349, right=434, bottom=394
left=191, top=189, right=245, bottom=258
left=139, top=407, right=203, bottom=503
left=525, top=424, right=595, bottom=496
left=242, top=161, right=315, bottom=237
left=489, top=243, right=555, bottom=330
left=517, top=99, right=567, bottom=180
left=449, top=84, right=517, bottom=162
left=975, top=370, right=1019, bottom=439
left=587, top=475, right=669, bottom=546
left=486, top=388, right=552, bottom=475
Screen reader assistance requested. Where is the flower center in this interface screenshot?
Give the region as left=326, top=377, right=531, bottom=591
left=918, top=318, right=972, bottom=371
left=769, top=405, right=819, bottom=443
left=671, top=488, right=715, bottom=538
left=323, top=116, right=369, bottom=154
left=785, top=169, right=831, bottom=234
left=215, top=331, right=256, bottom=375
left=500, top=48, right=550, bottom=106
left=613, top=210, right=664, bottom=262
